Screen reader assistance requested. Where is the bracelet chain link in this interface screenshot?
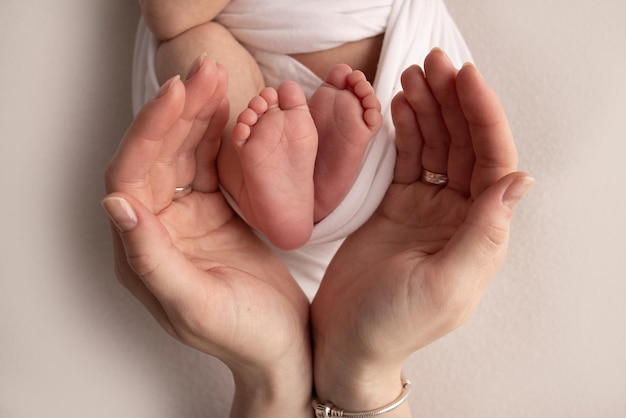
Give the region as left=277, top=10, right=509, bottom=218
left=312, top=378, right=411, bottom=418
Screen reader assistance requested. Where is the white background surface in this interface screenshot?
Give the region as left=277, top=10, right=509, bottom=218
left=1, top=0, right=625, bottom=416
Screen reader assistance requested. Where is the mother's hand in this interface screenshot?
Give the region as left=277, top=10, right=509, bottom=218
left=311, top=49, right=533, bottom=414
left=103, top=56, right=311, bottom=417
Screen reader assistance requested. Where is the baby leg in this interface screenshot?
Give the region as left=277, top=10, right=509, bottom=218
left=309, top=65, right=382, bottom=222
left=232, top=81, right=318, bottom=250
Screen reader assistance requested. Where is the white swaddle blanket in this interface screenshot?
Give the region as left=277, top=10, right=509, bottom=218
left=132, top=0, right=472, bottom=299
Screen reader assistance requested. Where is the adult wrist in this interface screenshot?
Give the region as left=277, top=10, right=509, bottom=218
left=227, top=331, right=313, bottom=418
left=229, top=363, right=312, bottom=418
left=314, top=370, right=409, bottom=414
left=312, top=377, right=411, bottom=418
left=313, top=342, right=408, bottom=416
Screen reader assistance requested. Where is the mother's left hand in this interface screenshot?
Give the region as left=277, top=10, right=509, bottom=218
left=103, top=56, right=312, bottom=416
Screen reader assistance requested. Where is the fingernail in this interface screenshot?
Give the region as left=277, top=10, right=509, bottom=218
left=462, top=61, right=475, bottom=70
left=102, top=197, right=138, bottom=232
left=155, top=75, right=180, bottom=99
left=185, top=53, right=207, bottom=80
left=431, top=47, right=451, bottom=61
left=502, top=176, right=535, bottom=209
left=462, top=61, right=484, bottom=79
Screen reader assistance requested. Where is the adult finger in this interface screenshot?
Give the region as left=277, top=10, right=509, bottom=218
left=193, top=97, right=229, bottom=193
left=105, top=75, right=185, bottom=207
left=400, top=64, right=450, bottom=176
left=150, top=56, right=228, bottom=209
left=457, top=63, right=518, bottom=197
left=391, top=90, right=423, bottom=184
left=173, top=56, right=229, bottom=189
left=424, top=49, right=474, bottom=196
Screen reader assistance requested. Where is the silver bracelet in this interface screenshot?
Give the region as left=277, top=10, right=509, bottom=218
left=312, top=378, right=411, bottom=418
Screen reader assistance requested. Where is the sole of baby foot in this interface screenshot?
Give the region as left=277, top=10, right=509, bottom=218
left=232, top=81, right=317, bottom=250
left=309, top=64, right=383, bottom=222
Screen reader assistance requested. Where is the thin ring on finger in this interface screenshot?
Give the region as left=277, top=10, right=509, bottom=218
left=421, top=169, right=448, bottom=186
left=173, top=184, right=193, bottom=199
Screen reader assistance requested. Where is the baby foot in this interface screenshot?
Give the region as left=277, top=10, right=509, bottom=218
left=232, top=81, right=318, bottom=250
left=309, top=64, right=382, bottom=222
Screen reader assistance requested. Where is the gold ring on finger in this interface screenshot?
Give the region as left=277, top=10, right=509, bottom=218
left=421, top=169, right=448, bottom=186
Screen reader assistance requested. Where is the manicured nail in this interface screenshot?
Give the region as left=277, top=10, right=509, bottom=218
left=185, top=53, right=208, bottom=80
left=155, top=75, right=180, bottom=99
left=502, top=176, right=535, bottom=209
left=102, top=197, right=138, bottom=232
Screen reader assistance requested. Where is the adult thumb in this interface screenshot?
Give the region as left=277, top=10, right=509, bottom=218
left=101, top=193, right=193, bottom=299
left=441, top=172, right=534, bottom=289
left=102, top=195, right=140, bottom=234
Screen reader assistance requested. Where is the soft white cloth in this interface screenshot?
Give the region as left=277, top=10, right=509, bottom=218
left=215, top=0, right=392, bottom=54
left=132, top=0, right=472, bottom=300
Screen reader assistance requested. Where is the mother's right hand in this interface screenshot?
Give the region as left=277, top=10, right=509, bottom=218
left=310, top=50, right=531, bottom=417
left=102, top=56, right=311, bottom=417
